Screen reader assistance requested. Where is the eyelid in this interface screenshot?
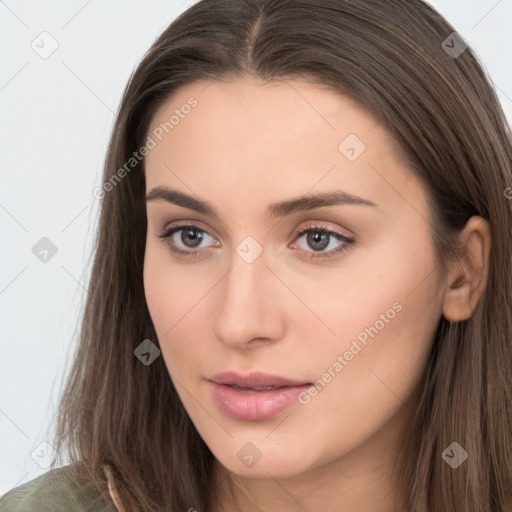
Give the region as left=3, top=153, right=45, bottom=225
left=159, top=219, right=351, bottom=240
left=291, top=220, right=353, bottom=240
left=161, top=218, right=214, bottom=234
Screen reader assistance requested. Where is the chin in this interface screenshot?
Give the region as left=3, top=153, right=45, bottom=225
left=209, top=437, right=323, bottom=480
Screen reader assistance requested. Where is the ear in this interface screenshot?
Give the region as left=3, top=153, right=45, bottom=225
left=442, top=216, right=491, bottom=322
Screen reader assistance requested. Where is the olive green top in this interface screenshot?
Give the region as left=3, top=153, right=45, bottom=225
left=0, top=465, right=118, bottom=512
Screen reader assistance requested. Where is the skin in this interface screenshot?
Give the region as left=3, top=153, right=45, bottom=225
left=142, top=76, right=491, bottom=511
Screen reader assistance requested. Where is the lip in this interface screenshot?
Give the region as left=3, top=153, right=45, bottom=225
left=209, top=371, right=310, bottom=388
left=208, top=371, right=312, bottom=421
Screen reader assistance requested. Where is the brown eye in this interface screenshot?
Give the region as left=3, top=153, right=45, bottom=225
left=305, top=231, right=330, bottom=251
left=157, top=224, right=217, bottom=258
left=180, top=227, right=204, bottom=248
left=293, top=225, right=355, bottom=260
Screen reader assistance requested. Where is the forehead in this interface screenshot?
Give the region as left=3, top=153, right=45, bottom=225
left=144, top=76, right=425, bottom=219
left=147, top=75, right=375, bottom=148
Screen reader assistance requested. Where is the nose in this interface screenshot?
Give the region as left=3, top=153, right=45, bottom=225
left=212, top=251, right=286, bottom=350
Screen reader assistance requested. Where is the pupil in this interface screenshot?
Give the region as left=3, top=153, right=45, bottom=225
left=182, top=228, right=203, bottom=248
left=307, top=231, right=329, bottom=251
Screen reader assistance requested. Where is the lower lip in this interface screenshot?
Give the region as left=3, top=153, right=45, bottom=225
left=210, top=382, right=311, bottom=421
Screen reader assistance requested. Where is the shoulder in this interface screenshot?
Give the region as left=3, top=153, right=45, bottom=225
left=0, top=464, right=115, bottom=512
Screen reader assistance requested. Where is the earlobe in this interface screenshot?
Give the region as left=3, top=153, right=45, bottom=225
left=441, top=216, right=491, bottom=322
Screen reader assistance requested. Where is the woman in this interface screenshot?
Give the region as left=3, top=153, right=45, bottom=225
left=1, top=0, right=511, bottom=510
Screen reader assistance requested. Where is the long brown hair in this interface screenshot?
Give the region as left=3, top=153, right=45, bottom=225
left=49, top=1, right=512, bottom=510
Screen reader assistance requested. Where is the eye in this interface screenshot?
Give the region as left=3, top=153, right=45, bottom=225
left=292, top=224, right=355, bottom=260
left=157, top=224, right=219, bottom=258
left=156, top=222, right=355, bottom=261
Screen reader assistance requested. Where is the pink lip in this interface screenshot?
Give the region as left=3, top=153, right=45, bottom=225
left=208, top=371, right=312, bottom=421
left=209, top=371, right=310, bottom=388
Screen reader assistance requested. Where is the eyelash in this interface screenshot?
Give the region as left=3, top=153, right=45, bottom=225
left=156, top=223, right=355, bottom=260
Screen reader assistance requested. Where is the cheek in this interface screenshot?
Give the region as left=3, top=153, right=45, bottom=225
left=295, top=229, right=442, bottom=440
left=282, top=222, right=441, bottom=350
left=287, top=223, right=439, bottom=381
left=143, top=242, right=214, bottom=376
left=143, top=219, right=442, bottom=387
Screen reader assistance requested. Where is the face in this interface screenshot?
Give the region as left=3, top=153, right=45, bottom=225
left=143, top=76, right=445, bottom=481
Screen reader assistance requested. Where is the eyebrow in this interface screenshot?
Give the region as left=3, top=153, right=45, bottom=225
left=145, top=186, right=379, bottom=219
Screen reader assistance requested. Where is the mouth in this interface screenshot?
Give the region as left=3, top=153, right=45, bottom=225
left=226, top=384, right=293, bottom=392
left=209, top=370, right=312, bottom=389
left=208, top=371, right=313, bottom=421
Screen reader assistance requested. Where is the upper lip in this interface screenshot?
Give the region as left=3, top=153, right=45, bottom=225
left=209, top=371, right=311, bottom=388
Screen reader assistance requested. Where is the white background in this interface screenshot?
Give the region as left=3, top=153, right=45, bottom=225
left=1, top=0, right=511, bottom=495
